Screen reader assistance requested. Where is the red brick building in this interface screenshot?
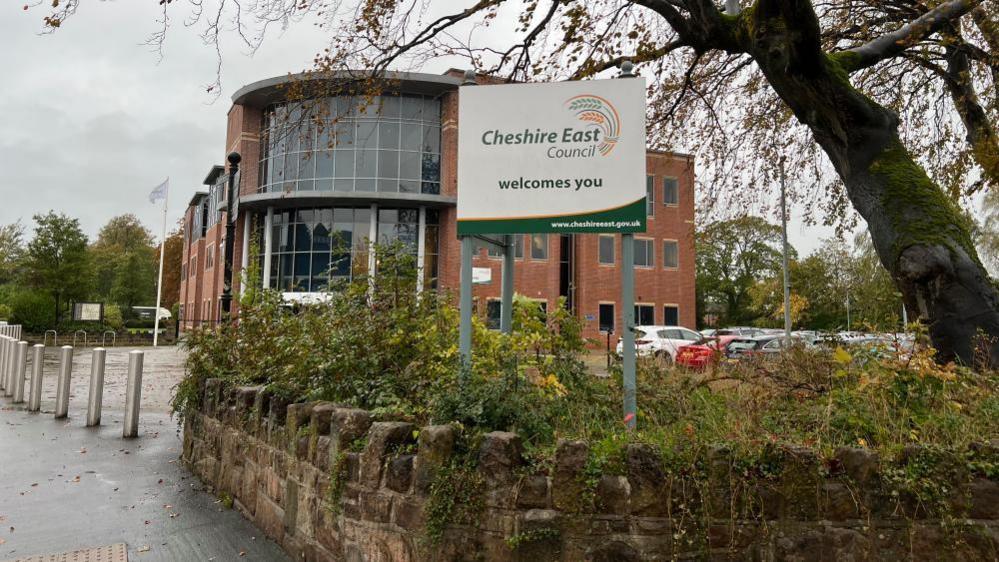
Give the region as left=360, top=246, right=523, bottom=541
left=179, top=71, right=696, bottom=342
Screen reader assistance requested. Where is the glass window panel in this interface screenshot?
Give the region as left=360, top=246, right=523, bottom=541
left=646, top=175, right=654, bottom=216
left=425, top=226, right=439, bottom=255
left=313, top=222, right=331, bottom=252
left=599, top=303, right=615, bottom=333
left=486, top=300, right=501, bottom=330
left=333, top=179, right=354, bottom=192
left=663, top=240, right=679, bottom=268
left=599, top=235, right=615, bottom=265
left=378, top=179, right=400, bottom=193
left=275, top=225, right=292, bottom=252
left=400, top=180, right=419, bottom=194
left=378, top=123, right=400, bottom=149
left=663, top=177, right=679, bottom=205
left=531, top=234, right=548, bottom=259
left=400, top=123, right=421, bottom=151
left=423, top=98, right=441, bottom=122
left=400, top=151, right=420, bottom=180
left=355, top=122, right=377, bottom=150
left=337, top=96, right=359, bottom=116
left=401, top=96, right=422, bottom=121
left=424, top=253, right=438, bottom=289
left=279, top=253, right=294, bottom=291
left=298, top=179, right=315, bottom=191
left=284, top=153, right=298, bottom=182
left=422, top=126, right=441, bottom=153
left=299, top=153, right=314, bottom=180
left=330, top=251, right=351, bottom=278
left=315, top=179, right=333, bottom=192
left=271, top=155, right=285, bottom=184
left=312, top=252, right=331, bottom=283
left=294, top=253, right=311, bottom=291
left=377, top=150, right=399, bottom=178
left=355, top=179, right=376, bottom=192
left=634, top=239, right=653, bottom=267
left=421, top=153, right=440, bottom=182
left=664, top=306, right=679, bottom=326
left=356, top=150, right=377, bottom=178
left=317, top=125, right=332, bottom=151
left=300, top=122, right=315, bottom=152
left=421, top=181, right=440, bottom=195
left=333, top=121, right=355, bottom=147
left=295, top=223, right=312, bottom=251
left=354, top=208, right=371, bottom=252
left=334, top=150, right=355, bottom=178
left=514, top=234, right=524, bottom=259
left=296, top=209, right=314, bottom=222
left=380, top=96, right=401, bottom=118
left=317, top=151, right=334, bottom=178
left=317, top=208, right=333, bottom=225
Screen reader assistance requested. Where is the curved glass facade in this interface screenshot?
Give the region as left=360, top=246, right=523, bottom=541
left=258, top=95, right=442, bottom=195
left=256, top=207, right=439, bottom=293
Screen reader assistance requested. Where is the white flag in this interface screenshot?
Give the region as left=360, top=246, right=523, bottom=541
left=149, top=178, right=169, bottom=203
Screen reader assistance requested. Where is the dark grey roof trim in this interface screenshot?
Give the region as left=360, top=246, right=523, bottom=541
left=203, top=165, right=226, bottom=186
left=237, top=190, right=456, bottom=211
left=187, top=192, right=209, bottom=207
left=232, top=71, right=463, bottom=107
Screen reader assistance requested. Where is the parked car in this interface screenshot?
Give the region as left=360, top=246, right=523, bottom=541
left=725, top=334, right=814, bottom=359
left=615, top=325, right=702, bottom=361
left=676, top=335, right=740, bottom=369
left=712, top=326, right=767, bottom=337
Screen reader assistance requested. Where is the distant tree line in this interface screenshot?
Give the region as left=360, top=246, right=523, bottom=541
left=0, top=212, right=182, bottom=332
left=696, top=216, right=916, bottom=332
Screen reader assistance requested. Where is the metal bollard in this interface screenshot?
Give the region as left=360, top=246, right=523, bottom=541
left=28, top=344, right=44, bottom=412
left=54, top=345, right=73, bottom=419
left=0, top=337, right=7, bottom=393
left=86, top=348, right=107, bottom=427
left=3, top=338, right=13, bottom=397
left=12, top=341, right=27, bottom=403
left=123, top=350, right=144, bottom=438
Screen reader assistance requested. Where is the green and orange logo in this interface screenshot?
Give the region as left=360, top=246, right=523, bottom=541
left=565, top=94, right=621, bottom=156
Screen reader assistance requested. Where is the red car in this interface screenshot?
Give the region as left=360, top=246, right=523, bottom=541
left=675, top=335, right=739, bottom=369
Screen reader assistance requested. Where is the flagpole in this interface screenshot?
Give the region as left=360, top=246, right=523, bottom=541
left=153, top=178, right=168, bottom=347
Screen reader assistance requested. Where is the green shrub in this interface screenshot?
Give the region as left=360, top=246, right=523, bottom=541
left=8, top=288, right=55, bottom=332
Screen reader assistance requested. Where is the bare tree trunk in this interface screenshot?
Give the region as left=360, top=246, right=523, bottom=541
left=746, top=4, right=999, bottom=364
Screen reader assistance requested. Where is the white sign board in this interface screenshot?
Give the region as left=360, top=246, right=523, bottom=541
left=457, top=78, right=647, bottom=234
left=472, top=267, right=492, bottom=285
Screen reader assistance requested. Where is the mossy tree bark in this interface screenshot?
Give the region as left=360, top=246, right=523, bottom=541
left=700, top=0, right=999, bottom=364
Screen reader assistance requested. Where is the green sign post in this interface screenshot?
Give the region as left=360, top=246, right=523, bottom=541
left=456, top=63, right=646, bottom=429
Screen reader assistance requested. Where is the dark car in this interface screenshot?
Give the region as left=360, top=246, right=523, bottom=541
left=725, top=335, right=813, bottom=359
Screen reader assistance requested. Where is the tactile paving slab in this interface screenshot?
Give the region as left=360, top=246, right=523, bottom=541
left=2, top=543, right=127, bottom=562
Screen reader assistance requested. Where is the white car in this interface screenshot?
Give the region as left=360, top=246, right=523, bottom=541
left=615, top=325, right=702, bottom=361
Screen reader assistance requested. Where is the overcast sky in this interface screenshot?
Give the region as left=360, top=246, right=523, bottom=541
left=0, top=2, right=837, bottom=254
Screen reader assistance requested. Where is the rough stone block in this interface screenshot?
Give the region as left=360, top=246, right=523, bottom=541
left=360, top=422, right=416, bottom=489
left=516, top=475, right=550, bottom=509
left=820, top=481, right=860, bottom=521
left=479, top=431, right=523, bottom=508
left=330, top=408, right=373, bottom=457
left=585, top=540, right=642, bottom=562
left=385, top=454, right=415, bottom=493
left=204, top=378, right=222, bottom=416
left=552, top=440, right=588, bottom=512
left=360, top=492, right=393, bottom=523
left=314, top=506, right=343, bottom=554
left=414, top=424, right=455, bottom=493
left=255, top=493, right=286, bottom=544
left=392, top=498, right=426, bottom=530
left=596, top=475, right=630, bottom=515
left=269, top=395, right=290, bottom=426
left=835, top=447, right=880, bottom=485
left=315, top=436, right=332, bottom=473
left=780, top=446, right=821, bottom=519
left=309, top=402, right=336, bottom=464
left=284, top=478, right=300, bottom=535
left=970, top=479, right=999, bottom=519
left=626, top=443, right=665, bottom=517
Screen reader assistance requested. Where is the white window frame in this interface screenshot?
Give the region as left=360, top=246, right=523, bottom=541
left=634, top=237, right=654, bottom=269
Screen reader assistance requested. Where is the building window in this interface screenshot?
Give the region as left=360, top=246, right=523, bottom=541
left=663, top=177, right=679, bottom=206
left=635, top=304, right=655, bottom=326
left=259, top=95, right=441, bottom=195
left=531, top=234, right=548, bottom=260
left=664, top=305, right=679, bottom=326
left=190, top=255, right=197, bottom=276
left=486, top=238, right=503, bottom=258
left=634, top=238, right=654, bottom=268
left=598, top=303, right=615, bottom=333
left=486, top=299, right=501, bottom=330
left=181, top=263, right=186, bottom=278
left=598, top=235, right=615, bottom=265
left=205, top=247, right=214, bottom=269
left=663, top=240, right=679, bottom=269
left=514, top=234, right=524, bottom=259
left=646, top=175, right=655, bottom=216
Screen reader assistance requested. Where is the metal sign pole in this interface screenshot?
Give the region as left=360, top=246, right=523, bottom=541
left=459, top=236, right=474, bottom=368
left=621, top=233, right=637, bottom=430
left=500, top=235, right=514, bottom=334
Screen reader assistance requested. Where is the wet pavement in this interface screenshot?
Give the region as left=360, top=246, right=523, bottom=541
left=0, top=346, right=289, bottom=561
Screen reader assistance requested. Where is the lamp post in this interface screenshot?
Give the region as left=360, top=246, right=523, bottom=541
left=220, top=151, right=241, bottom=319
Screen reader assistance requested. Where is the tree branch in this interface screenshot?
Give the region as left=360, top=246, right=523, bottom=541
left=841, top=0, right=983, bottom=73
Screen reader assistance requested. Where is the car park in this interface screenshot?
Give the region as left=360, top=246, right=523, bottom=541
left=615, top=325, right=702, bottom=361
left=676, top=335, right=740, bottom=369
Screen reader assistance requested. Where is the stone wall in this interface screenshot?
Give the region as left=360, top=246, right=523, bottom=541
left=182, top=378, right=999, bottom=561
